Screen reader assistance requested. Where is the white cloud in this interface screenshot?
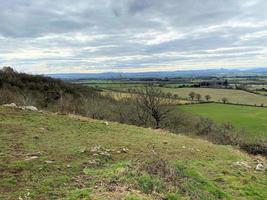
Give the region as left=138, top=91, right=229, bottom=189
left=0, top=0, right=267, bottom=73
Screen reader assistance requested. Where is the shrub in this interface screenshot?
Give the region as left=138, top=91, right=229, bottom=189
left=240, top=143, right=267, bottom=156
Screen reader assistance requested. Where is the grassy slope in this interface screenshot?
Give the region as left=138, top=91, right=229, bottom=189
left=160, top=88, right=267, bottom=106
left=180, top=103, right=267, bottom=141
left=0, top=107, right=266, bottom=200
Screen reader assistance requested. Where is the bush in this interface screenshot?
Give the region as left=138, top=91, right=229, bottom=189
left=194, top=118, right=240, bottom=145
left=240, top=143, right=267, bottom=156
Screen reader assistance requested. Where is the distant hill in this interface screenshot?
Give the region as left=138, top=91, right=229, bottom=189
left=47, top=68, right=267, bottom=80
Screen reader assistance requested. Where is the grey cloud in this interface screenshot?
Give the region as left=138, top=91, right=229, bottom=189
left=0, top=0, right=267, bottom=73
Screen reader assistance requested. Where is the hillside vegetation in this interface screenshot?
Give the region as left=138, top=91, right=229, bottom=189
left=0, top=106, right=266, bottom=199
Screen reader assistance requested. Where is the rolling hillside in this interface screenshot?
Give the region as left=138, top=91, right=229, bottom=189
left=0, top=106, right=266, bottom=199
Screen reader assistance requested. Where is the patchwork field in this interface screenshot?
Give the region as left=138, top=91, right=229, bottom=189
left=80, top=80, right=267, bottom=106
left=162, top=88, right=267, bottom=106
left=180, top=103, right=267, bottom=141
left=0, top=106, right=266, bottom=199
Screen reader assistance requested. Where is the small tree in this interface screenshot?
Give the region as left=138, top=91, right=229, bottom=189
left=173, top=94, right=179, bottom=99
left=196, top=93, right=202, bottom=102
left=205, top=94, right=211, bottom=101
left=189, top=91, right=196, bottom=100
left=222, top=97, right=228, bottom=104
left=136, top=86, right=171, bottom=129
left=166, top=92, right=172, bottom=99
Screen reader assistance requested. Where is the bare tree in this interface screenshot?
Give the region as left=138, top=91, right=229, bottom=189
left=196, top=93, right=202, bottom=102
left=136, top=86, right=171, bottom=129
left=189, top=91, right=196, bottom=100
left=205, top=94, right=211, bottom=101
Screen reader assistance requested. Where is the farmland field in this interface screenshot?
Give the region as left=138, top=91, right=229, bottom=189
left=180, top=103, right=267, bottom=141
left=78, top=79, right=267, bottom=106
left=161, top=87, right=267, bottom=106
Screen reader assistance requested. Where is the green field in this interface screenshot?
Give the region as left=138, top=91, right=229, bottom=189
left=1, top=106, right=266, bottom=199
left=80, top=80, right=267, bottom=106
left=180, top=103, right=267, bottom=141
left=162, top=88, right=267, bottom=106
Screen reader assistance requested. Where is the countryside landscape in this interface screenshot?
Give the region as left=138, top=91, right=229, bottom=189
left=1, top=0, right=267, bottom=200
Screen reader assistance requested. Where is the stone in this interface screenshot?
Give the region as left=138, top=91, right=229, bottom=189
left=3, top=103, right=17, bottom=107
left=255, top=163, right=264, bottom=171
left=233, top=161, right=251, bottom=169
left=121, top=148, right=128, bottom=153
left=104, top=121, right=109, bottom=126
left=90, top=146, right=101, bottom=153
left=20, top=106, right=38, bottom=111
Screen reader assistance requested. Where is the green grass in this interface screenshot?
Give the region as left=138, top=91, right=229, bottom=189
left=180, top=103, right=267, bottom=141
left=161, top=87, right=267, bottom=106
left=0, top=106, right=266, bottom=199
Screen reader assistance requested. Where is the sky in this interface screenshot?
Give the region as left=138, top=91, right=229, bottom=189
left=0, top=0, right=267, bottom=74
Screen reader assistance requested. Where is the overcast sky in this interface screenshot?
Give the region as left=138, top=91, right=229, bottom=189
left=0, top=0, right=267, bottom=74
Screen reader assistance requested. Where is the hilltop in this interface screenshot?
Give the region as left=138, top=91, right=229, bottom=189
left=0, top=106, right=266, bottom=199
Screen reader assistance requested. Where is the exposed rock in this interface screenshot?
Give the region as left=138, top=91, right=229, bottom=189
left=90, top=146, right=101, bottom=153
left=121, top=148, right=128, bottom=153
left=255, top=163, right=264, bottom=171
left=233, top=161, right=251, bottom=169
left=20, top=106, right=38, bottom=111
left=104, top=121, right=109, bottom=126
left=99, top=151, right=111, bottom=157
left=67, top=164, right=71, bottom=168
left=3, top=103, right=17, bottom=107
